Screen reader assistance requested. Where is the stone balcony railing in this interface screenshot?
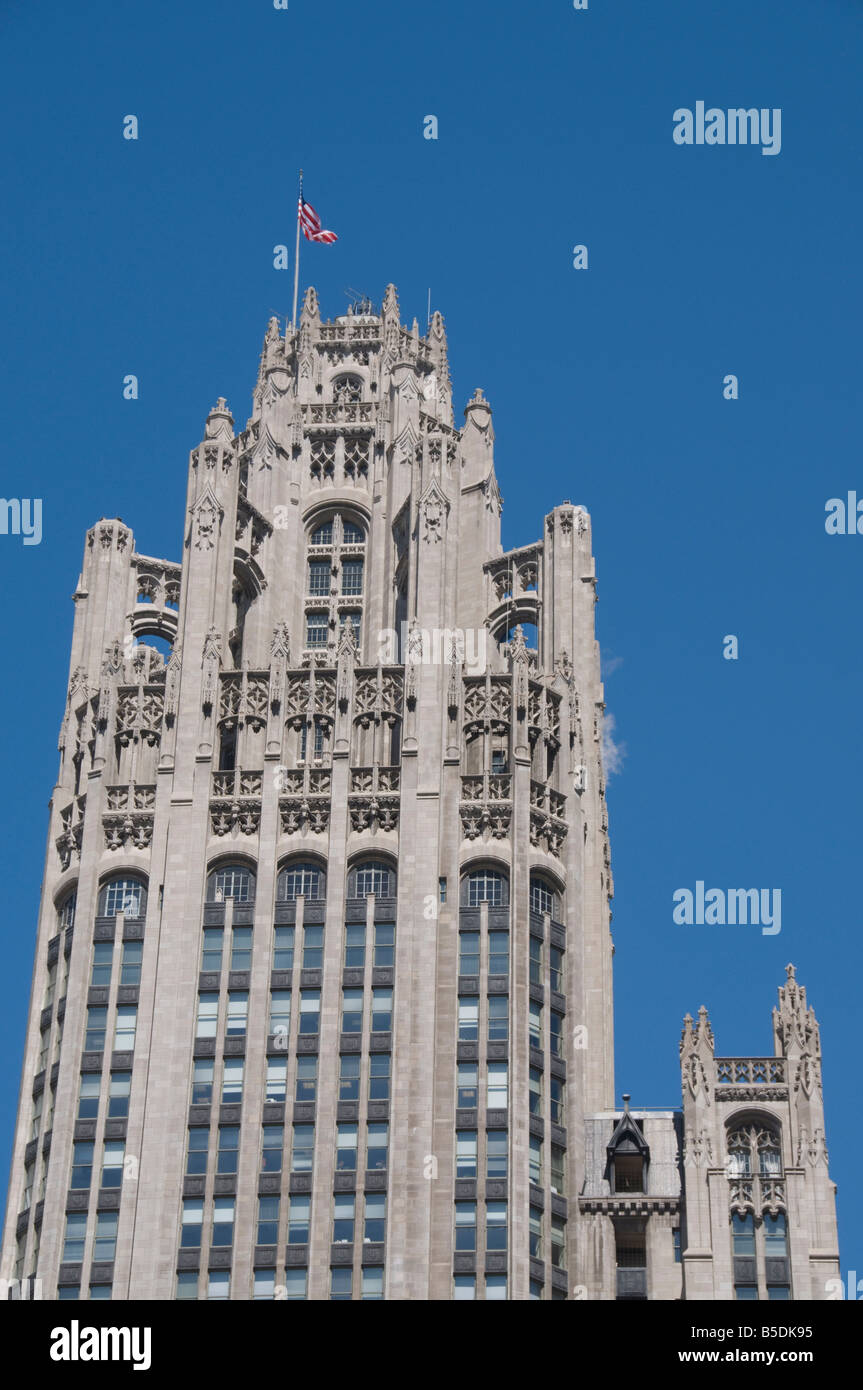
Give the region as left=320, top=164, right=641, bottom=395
left=461, top=774, right=512, bottom=803
left=530, top=780, right=566, bottom=818
left=211, top=770, right=264, bottom=799
left=106, top=784, right=156, bottom=811
left=350, top=767, right=400, bottom=793
left=716, top=1058, right=786, bottom=1085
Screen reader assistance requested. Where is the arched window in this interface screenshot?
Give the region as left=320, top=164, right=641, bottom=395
left=99, top=876, right=147, bottom=919
left=530, top=875, right=559, bottom=917
left=342, top=519, right=365, bottom=545
left=466, top=869, right=506, bottom=908
left=332, top=373, right=363, bottom=404
left=278, top=862, right=325, bottom=902
left=310, top=521, right=334, bottom=547
left=207, top=864, right=255, bottom=904
left=352, top=861, right=393, bottom=899
left=58, top=891, right=77, bottom=930
left=726, top=1123, right=783, bottom=1180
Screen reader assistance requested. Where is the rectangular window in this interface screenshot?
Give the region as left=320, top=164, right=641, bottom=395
left=299, top=990, right=321, bottom=1034
left=735, top=1285, right=758, bottom=1301
left=486, top=1275, right=507, bottom=1300
left=529, top=1135, right=543, bottom=1186
left=342, top=989, right=363, bottom=1034
left=221, top=1059, right=243, bottom=1105
left=529, top=1067, right=542, bottom=1116
left=486, top=1201, right=507, bottom=1252
left=339, top=1054, right=360, bottom=1101
left=302, top=925, right=323, bottom=970
left=217, top=1126, right=240, bottom=1175
left=364, top=1193, right=386, bottom=1244
left=458, top=932, right=480, bottom=976
left=330, top=1268, right=352, bottom=1301
left=487, top=1062, right=508, bottom=1110
left=191, top=1060, right=214, bottom=1105
left=207, top=1271, right=230, bottom=1301
left=490, top=749, right=508, bottom=776
left=308, top=560, right=329, bottom=596
left=456, top=1130, right=478, bottom=1179
left=361, top=1268, right=384, bottom=1300
left=77, top=1075, right=100, bottom=1120
left=273, top=925, right=294, bottom=970
left=371, top=987, right=392, bottom=1032
left=732, top=1211, right=756, bottom=1257
left=341, top=559, right=363, bottom=596
left=261, top=1125, right=283, bottom=1173
left=211, top=1198, right=235, bottom=1247
left=373, top=922, right=394, bottom=968
left=529, top=1000, right=542, bottom=1050
left=180, top=1199, right=203, bottom=1248
left=285, top=1269, right=307, bottom=1300
left=550, top=1214, right=566, bottom=1269
left=458, top=996, right=479, bottom=1041
left=549, top=1010, right=563, bottom=1058
left=226, top=991, right=248, bottom=1036
left=549, top=945, right=563, bottom=994
left=367, top=1123, right=388, bottom=1172
left=85, top=1007, right=107, bottom=1052
left=288, top=1194, right=311, bottom=1244
left=93, top=1212, right=118, bottom=1262
left=230, top=927, right=252, bottom=971
left=488, top=995, right=508, bottom=1042
left=550, top=1144, right=566, bottom=1195
left=90, top=942, right=113, bottom=987
left=454, top=1275, right=475, bottom=1301
left=253, top=1272, right=275, bottom=1301
left=529, top=937, right=543, bottom=986
left=186, top=1129, right=208, bottom=1176
left=333, top=1194, right=355, bottom=1244
left=269, top=990, right=291, bottom=1037
left=201, top=928, right=223, bottom=973
left=120, top=940, right=143, bottom=987
left=529, top=1207, right=543, bottom=1258
left=113, top=1006, right=137, bottom=1051
left=257, top=1195, right=279, bottom=1245
left=196, top=995, right=218, bottom=1039
left=265, top=1058, right=287, bottom=1103
left=176, top=1272, right=198, bottom=1300
left=764, top=1212, right=787, bottom=1257
left=70, top=1142, right=94, bottom=1190
left=292, top=1124, right=315, bottom=1172
left=108, top=1071, right=131, bottom=1118
left=369, top=1053, right=391, bottom=1101
left=487, top=1131, right=508, bottom=1180
left=488, top=931, right=509, bottom=976
left=306, top=613, right=328, bottom=648
left=550, top=1076, right=564, bottom=1126
left=455, top=1202, right=477, bottom=1252
left=672, top=1227, right=681, bottom=1263
left=458, top=1062, right=479, bottom=1109
left=336, top=1124, right=358, bottom=1171
left=344, top=923, right=365, bottom=968
left=63, top=1212, right=87, bottom=1263
left=101, top=1141, right=125, bottom=1189
left=295, top=1055, right=317, bottom=1103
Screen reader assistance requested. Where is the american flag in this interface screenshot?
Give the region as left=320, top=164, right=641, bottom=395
left=299, top=195, right=337, bottom=244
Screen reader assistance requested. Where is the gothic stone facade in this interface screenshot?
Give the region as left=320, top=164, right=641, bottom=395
left=1, top=287, right=839, bottom=1299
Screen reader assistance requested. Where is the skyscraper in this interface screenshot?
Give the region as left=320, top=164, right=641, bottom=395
left=1, top=287, right=839, bottom=1300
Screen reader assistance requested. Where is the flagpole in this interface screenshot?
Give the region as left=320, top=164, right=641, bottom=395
left=290, top=168, right=303, bottom=341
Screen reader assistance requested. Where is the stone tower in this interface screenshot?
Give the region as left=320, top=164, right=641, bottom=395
left=1, top=289, right=837, bottom=1300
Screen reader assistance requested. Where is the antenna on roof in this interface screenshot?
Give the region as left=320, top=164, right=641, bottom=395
left=345, top=287, right=375, bottom=317
left=427, top=288, right=431, bottom=328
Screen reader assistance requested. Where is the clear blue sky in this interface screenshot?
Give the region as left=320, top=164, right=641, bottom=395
left=1, top=0, right=860, bottom=1283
